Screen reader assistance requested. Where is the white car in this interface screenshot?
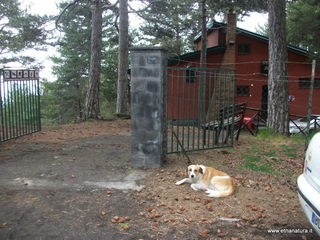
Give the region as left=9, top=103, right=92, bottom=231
left=289, top=115, right=320, bottom=134
left=297, top=132, right=320, bottom=236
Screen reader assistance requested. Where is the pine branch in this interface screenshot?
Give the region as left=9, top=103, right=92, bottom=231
left=55, top=0, right=80, bottom=29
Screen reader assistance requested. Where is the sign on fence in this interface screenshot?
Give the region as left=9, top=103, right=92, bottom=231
left=3, top=69, right=39, bottom=81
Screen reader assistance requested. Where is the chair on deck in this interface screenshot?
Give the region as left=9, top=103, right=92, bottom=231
left=203, top=102, right=247, bottom=144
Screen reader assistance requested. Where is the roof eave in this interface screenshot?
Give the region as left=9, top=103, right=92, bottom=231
left=168, top=45, right=226, bottom=65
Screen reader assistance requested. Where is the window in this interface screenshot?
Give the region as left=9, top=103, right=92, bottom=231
left=299, top=78, right=320, bottom=88
left=238, top=44, right=251, bottom=54
left=237, top=85, right=250, bottom=96
left=185, top=67, right=196, bottom=83
left=261, top=61, right=268, bottom=75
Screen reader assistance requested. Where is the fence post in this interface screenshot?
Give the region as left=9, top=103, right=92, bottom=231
left=307, top=59, right=316, bottom=133
left=130, top=47, right=167, bottom=168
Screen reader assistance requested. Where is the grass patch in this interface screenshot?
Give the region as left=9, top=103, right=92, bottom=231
left=279, top=144, right=298, bottom=158
left=240, top=161, right=276, bottom=174
left=240, top=154, right=276, bottom=174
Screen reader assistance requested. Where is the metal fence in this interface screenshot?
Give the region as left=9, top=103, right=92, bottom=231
left=0, top=69, right=41, bottom=142
left=166, top=67, right=236, bottom=154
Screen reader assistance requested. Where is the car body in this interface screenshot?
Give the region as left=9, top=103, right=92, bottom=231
left=297, top=132, right=320, bottom=236
left=289, top=115, right=320, bottom=134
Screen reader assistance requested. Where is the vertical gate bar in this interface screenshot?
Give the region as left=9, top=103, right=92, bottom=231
left=21, top=79, right=25, bottom=134
left=231, top=70, right=236, bottom=146
left=11, top=81, right=16, bottom=138
left=8, top=80, right=14, bottom=139
left=220, top=71, right=224, bottom=145
left=181, top=68, right=186, bottom=151
left=201, top=68, right=207, bottom=149
left=30, top=80, right=35, bottom=132
left=212, top=70, right=217, bottom=145
left=192, top=69, right=197, bottom=150
left=21, top=80, right=27, bottom=135
left=176, top=69, right=181, bottom=152
left=3, top=80, right=8, bottom=140
left=29, top=80, right=34, bottom=133
left=24, top=79, right=28, bottom=134
left=223, top=70, right=228, bottom=145
left=0, top=72, right=3, bottom=141
left=32, top=79, right=37, bottom=132
left=12, top=81, right=19, bottom=137
left=37, top=78, right=41, bottom=131
left=197, top=69, right=200, bottom=150
left=170, top=69, right=174, bottom=153
left=193, top=69, right=199, bottom=149
left=29, top=80, right=33, bottom=132
left=229, top=70, right=233, bottom=145
left=186, top=69, right=191, bottom=150
left=16, top=80, right=21, bottom=137
left=207, top=70, right=213, bottom=147
left=6, top=80, right=10, bottom=139
left=26, top=78, right=31, bottom=134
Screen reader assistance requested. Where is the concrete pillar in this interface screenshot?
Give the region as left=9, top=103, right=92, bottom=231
left=130, top=47, right=167, bottom=168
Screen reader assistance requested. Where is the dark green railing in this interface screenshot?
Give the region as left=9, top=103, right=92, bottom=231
left=0, top=69, right=41, bottom=142
left=166, top=67, right=236, bottom=154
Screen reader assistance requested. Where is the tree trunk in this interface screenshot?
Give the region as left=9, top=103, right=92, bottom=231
left=116, top=0, right=129, bottom=115
left=267, top=0, right=288, bottom=134
left=83, top=0, right=102, bottom=120
left=199, top=0, right=207, bottom=124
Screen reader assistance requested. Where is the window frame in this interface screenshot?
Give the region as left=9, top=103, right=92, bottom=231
left=238, top=44, right=251, bottom=55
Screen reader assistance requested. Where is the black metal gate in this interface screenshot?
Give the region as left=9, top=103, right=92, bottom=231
left=0, top=69, right=41, bottom=142
left=166, top=67, right=236, bottom=154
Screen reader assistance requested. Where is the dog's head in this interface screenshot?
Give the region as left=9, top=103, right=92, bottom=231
left=187, top=164, right=205, bottom=181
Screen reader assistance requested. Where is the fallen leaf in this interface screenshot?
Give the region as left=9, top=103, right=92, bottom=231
left=100, top=211, right=108, bottom=216
left=151, top=222, right=158, bottom=228
left=217, top=231, right=227, bottom=238
left=138, top=212, right=145, bottom=217
left=200, top=218, right=209, bottom=222
left=251, top=206, right=258, bottom=211
left=199, top=230, right=209, bottom=238
left=206, top=205, right=213, bottom=211
left=184, top=219, right=191, bottom=225
left=147, top=208, right=155, bottom=213
left=122, top=224, right=130, bottom=230
left=118, top=218, right=126, bottom=223
left=236, top=223, right=242, bottom=228
left=154, top=212, right=163, bottom=218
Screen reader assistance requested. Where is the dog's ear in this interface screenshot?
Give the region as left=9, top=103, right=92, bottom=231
left=199, top=165, right=204, bottom=174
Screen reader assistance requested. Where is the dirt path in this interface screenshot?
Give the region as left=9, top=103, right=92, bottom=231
left=0, top=120, right=318, bottom=239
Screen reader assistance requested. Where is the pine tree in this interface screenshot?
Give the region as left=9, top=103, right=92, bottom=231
left=116, top=0, right=129, bottom=115
left=267, top=0, right=288, bottom=134
left=138, top=0, right=199, bottom=56
left=287, top=0, right=320, bottom=58
left=0, top=0, right=49, bottom=64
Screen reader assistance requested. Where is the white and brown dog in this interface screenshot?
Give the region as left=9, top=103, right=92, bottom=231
left=175, top=164, right=234, bottom=198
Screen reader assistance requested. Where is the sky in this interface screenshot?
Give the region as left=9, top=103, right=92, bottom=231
left=17, top=0, right=268, bottom=82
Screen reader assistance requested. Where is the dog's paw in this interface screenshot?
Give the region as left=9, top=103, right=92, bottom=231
left=190, top=184, right=199, bottom=191
left=206, top=190, right=220, bottom=198
left=175, top=180, right=184, bottom=185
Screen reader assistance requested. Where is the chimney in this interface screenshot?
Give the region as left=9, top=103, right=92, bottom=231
left=222, top=12, right=237, bottom=69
